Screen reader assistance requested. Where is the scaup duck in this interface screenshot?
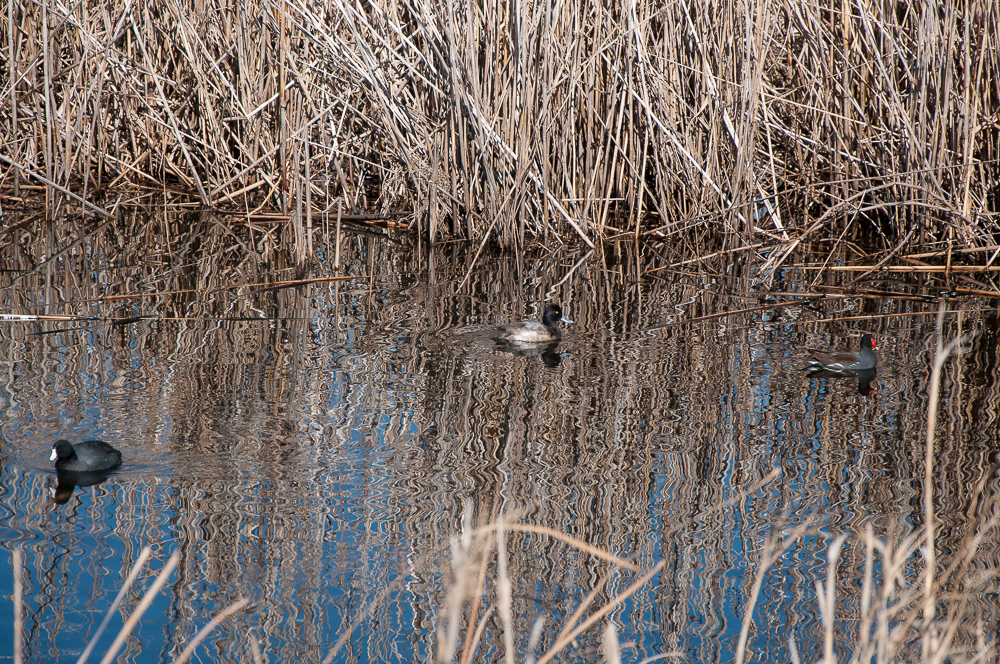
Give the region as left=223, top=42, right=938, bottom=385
left=495, top=304, right=573, bottom=343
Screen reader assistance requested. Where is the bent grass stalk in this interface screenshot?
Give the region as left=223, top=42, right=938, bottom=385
left=76, top=547, right=154, bottom=664
left=172, top=598, right=251, bottom=664
left=97, top=551, right=181, bottom=664
left=28, top=549, right=247, bottom=664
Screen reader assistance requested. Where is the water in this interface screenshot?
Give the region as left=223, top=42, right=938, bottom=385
left=2, top=211, right=999, bottom=663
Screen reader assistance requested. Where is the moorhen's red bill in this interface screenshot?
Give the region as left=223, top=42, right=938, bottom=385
left=803, top=334, right=877, bottom=374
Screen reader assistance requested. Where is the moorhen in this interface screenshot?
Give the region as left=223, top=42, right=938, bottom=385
left=803, top=334, right=878, bottom=375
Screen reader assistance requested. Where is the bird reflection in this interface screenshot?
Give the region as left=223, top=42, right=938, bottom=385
left=853, top=367, right=877, bottom=395
left=51, top=471, right=114, bottom=505
left=495, top=340, right=567, bottom=367
left=806, top=366, right=877, bottom=395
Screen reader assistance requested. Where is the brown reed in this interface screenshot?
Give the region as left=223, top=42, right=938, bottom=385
left=1, top=0, right=997, bottom=270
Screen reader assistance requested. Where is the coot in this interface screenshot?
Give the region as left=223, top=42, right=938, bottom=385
left=50, top=439, right=122, bottom=473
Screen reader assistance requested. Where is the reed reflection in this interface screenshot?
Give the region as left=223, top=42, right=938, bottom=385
left=1, top=214, right=998, bottom=664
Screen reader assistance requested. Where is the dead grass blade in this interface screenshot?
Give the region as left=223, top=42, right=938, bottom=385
left=172, top=599, right=250, bottom=664
left=97, top=551, right=180, bottom=664
left=497, top=524, right=640, bottom=572
left=534, top=561, right=665, bottom=664
left=735, top=525, right=813, bottom=664
left=76, top=547, right=153, bottom=664
left=12, top=548, right=22, bottom=664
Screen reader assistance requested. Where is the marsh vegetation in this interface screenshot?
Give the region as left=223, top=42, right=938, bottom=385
left=2, top=0, right=998, bottom=273
left=3, top=0, right=1000, bottom=662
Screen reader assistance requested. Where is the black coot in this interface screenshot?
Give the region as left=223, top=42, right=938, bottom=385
left=50, top=439, right=122, bottom=473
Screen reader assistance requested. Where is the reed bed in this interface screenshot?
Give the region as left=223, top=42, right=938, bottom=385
left=1, top=0, right=998, bottom=269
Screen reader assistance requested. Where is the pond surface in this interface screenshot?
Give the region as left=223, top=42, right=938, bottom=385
left=1, top=210, right=999, bottom=663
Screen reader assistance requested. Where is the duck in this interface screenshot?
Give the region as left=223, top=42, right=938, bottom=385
left=50, top=439, right=122, bottom=473
left=495, top=304, right=573, bottom=344
left=803, top=334, right=878, bottom=375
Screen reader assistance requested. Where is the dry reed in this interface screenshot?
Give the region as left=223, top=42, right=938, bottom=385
left=12, top=549, right=22, bottom=664
left=6, top=547, right=247, bottom=664
left=1, top=0, right=997, bottom=271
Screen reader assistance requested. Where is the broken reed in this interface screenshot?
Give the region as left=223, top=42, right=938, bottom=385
left=1, top=0, right=998, bottom=262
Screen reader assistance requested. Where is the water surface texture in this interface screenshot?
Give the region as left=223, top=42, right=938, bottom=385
left=2, top=211, right=999, bottom=663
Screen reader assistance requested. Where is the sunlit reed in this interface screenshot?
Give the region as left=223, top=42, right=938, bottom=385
left=1, top=0, right=997, bottom=269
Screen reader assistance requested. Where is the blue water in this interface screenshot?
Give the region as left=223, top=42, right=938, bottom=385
left=2, top=242, right=998, bottom=663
